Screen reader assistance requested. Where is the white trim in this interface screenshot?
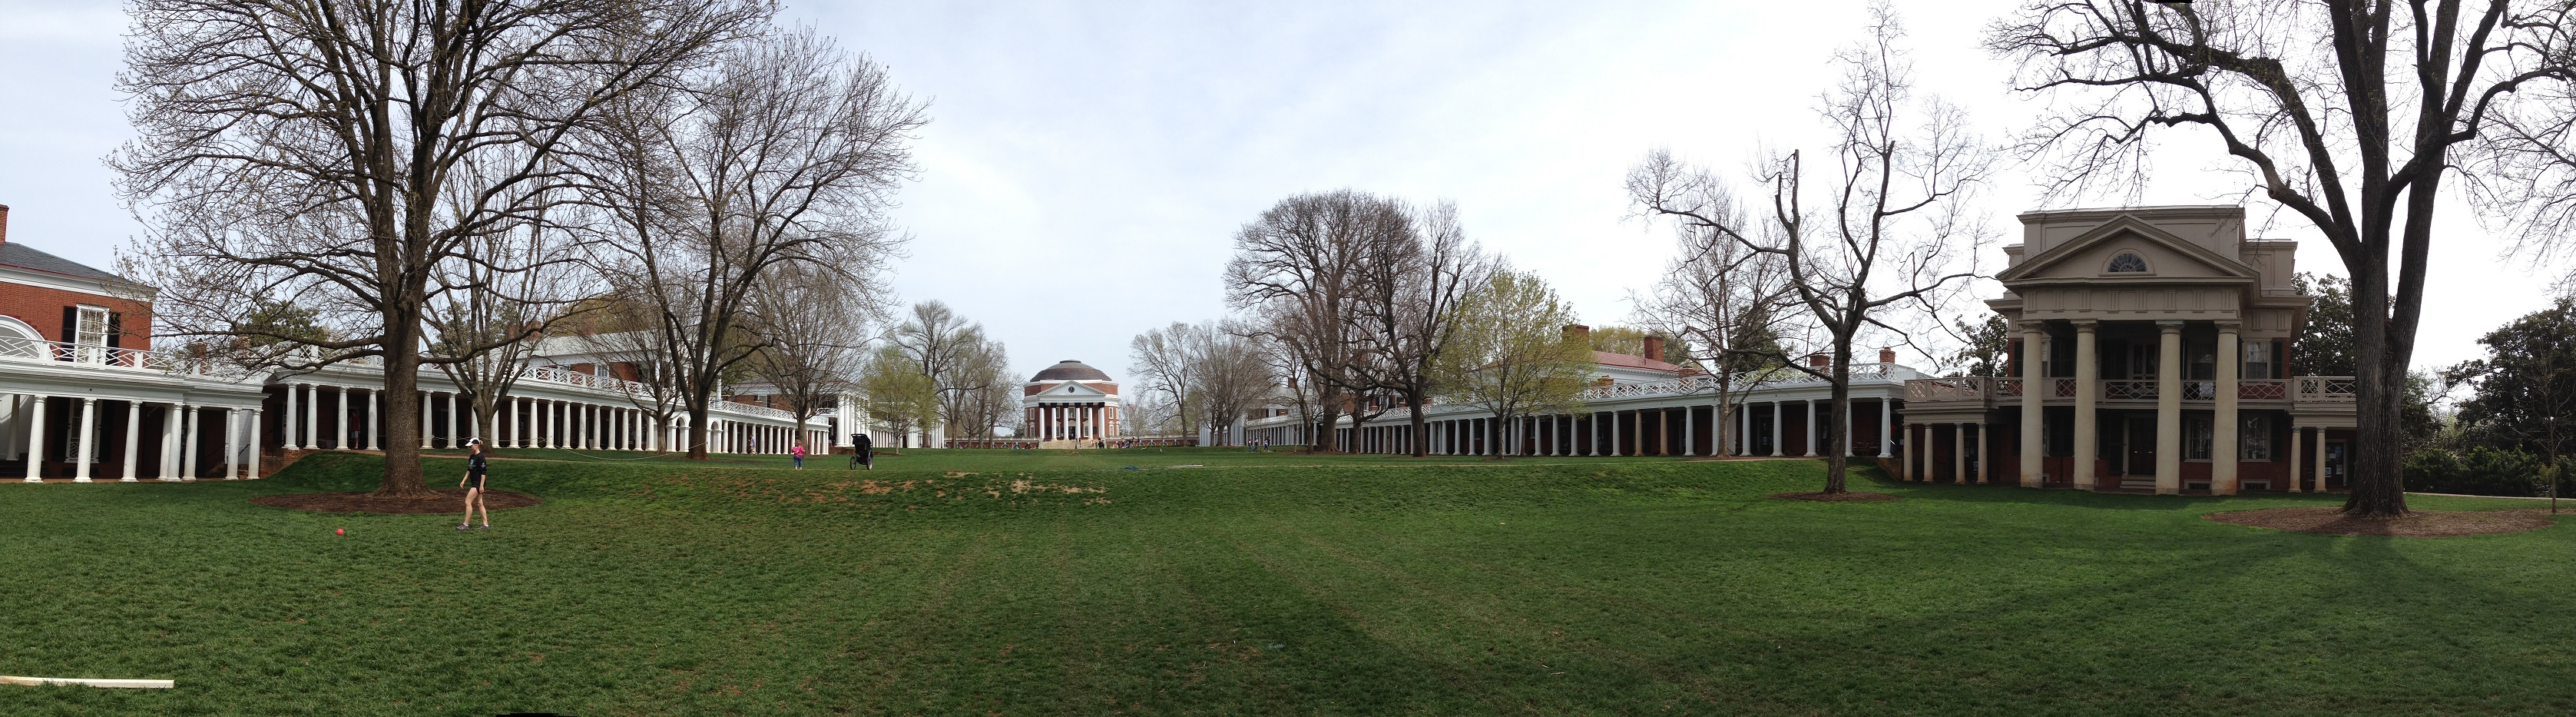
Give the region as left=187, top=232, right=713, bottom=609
left=0, top=264, right=152, bottom=300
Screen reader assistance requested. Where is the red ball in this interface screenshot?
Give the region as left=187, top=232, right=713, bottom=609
left=335, top=528, right=346, bottom=536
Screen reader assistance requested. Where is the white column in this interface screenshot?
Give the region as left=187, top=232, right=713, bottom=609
left=2018, top=320, right=2045, bottom=486
left=445, top=392, right=459, bottom=448
left=1684, top=407, right=1695, bottom=456
left=1843, top=400, right=1854, bottom=456
left=338, top=387, right=352, bottom=450
left=2313, top=425, right=2329, bottom=491
left=419, top=392, right=432, bottom=449
left=2154, top=321, right=2184, bottom=495
left=2071, top=320, right=2100, bottom=490
left=1803, top=400, right=1817, bottom=456
left=1902, top=423, right=1915, bottom=480
left=22, top=395, right=44, bottom=482
left=366, top=389, right=379, bottom=450
left=283, top=383, right=299, bottom=450
left=1739, top=403, right=1751, bottom=456
left=1978, top=421, right=1994, bottom=485
left=1879, top=398, right=1895, bottom=458
left=1770, top=402, right=1783, bottom=456
left=1609, top=411, right=1622, bottom=456
left=245, top=410, right=263, bottom=479
left=223, top=407, right=240, bottom=479
left=1952, top=422, right=1966, bottom=484
left=302, top=383, right=317, bottom=450
left=2214, top=321, right=2242, bottom=495
left=181, top=405, right=200, bottom=480
left=121, top=400, right=141, bottom=481
left=222, top=409, right=240, bottom=480
left=74, top=398, right=98, bottom=482
left=161, top=402, right=180, bottom=478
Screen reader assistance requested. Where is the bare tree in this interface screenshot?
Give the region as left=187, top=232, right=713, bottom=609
left=892, top=301, right=1002, bottom=443
left=747, top=262, right=879, bottom=452
left=1988, top=0, right=2576, bottom=516
left=1128, top=322, right=1205, bottom=437
left=856, top=344, right=937, bottom=448
left=583, top=27, right=924, bottom=460
left=1630, top=162, right=1795, bottom=457
left=114, top=0, right=766, bottom=496
left=1226, top=191, right=1412, bottom=453
left=1635, top=5, right=1994, bottom=493
left=1350, top=202, right=1493, bottom=456
left=429, top=213, right=594, bottom=449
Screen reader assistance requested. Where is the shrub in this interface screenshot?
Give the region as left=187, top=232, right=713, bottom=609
left=2402, top=446, right=2576, bottom=497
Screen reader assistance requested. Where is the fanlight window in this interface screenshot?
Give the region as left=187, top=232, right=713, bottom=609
left=2107, top=252, right=2150, bottom=273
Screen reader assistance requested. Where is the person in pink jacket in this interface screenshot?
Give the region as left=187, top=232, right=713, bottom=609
left=791, top=443, right=808, bottom=470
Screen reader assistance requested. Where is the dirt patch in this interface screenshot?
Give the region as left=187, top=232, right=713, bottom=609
left=2207, top=506, right=2564, bottom=536
left=1768, top=491, right=1900, bottom=503
left=250, top=489, right=543, bottom=514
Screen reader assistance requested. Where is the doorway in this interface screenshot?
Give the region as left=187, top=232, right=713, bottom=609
left=2324, top=440, right=2348, bottom=490
left=2124, top=415, right=2156, bottom=476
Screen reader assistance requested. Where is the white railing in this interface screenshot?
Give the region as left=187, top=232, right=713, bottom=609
left=2296, top=377, right=2358, bottom=402
left=2101, top=380, right=2159, bottom=400
left=710, top=400, right=795, bottom=420
left=1567, top=362, right=1915, bottom=403
left=1906, top=377, right=1991, bottom=402
left=2239, top=379, right=2289, bottom=400
left=0, top=337, right=260, bottom=378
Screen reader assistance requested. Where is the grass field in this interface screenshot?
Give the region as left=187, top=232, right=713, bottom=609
left=3, top=447, right=2573, bottom=715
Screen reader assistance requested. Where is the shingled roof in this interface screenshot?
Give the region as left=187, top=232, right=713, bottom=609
left=0, top=242, right=128, bottom=284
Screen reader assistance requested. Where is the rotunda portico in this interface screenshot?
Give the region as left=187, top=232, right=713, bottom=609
left=1025, top=360, right=1120, bottom=443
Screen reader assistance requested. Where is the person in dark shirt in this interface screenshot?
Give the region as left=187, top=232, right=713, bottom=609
left=850, top=433, right=874, bottom=470
left=458, top=439, right=491, bottom=529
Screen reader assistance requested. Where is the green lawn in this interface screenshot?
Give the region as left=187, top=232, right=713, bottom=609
left=2, top=449, right=2571, bottom=715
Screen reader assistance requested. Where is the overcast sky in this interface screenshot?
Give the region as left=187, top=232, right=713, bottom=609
left=0, top=0, right=2554, bottom=382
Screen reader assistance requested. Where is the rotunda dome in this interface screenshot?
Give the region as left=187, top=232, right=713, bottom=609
left=1031, top=360, right=1111, bottom=383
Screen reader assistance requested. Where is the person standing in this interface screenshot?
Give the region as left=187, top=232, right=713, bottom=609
left=457, top=439, right=491, bottom=530
left=791, top=443, right=807, bottom=470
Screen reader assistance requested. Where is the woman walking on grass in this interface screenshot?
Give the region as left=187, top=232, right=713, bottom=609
left=458, top=439, right=490, bottom=530
left=792, top=443, right=807, bottom=470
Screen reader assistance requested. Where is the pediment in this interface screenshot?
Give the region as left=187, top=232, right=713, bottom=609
left=1041, top=382, right=1107, bottom=397
left=1998, top=214, right=2257, bottom=284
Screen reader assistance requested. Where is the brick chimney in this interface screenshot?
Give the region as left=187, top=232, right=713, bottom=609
left=1806, top=353, right=1830, bottom=368
left=1642, top=334, right=1665, bottom=362
left=1879, top=347, right=1897, bottom=363
left=1, top=204, right=11, bottom=244
left=1562, top=324, right=1591, bottom=340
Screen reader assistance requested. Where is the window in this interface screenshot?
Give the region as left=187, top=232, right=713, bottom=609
left=2240, top=414, right=2271, bottom=460
left=75, top=305, right=108, bottom=347
left=2243, top=340, right=2275, bottom=382
left=2107, top=252, right=2149, bottom=273
left=2187, top=417, right=2212, bottom=460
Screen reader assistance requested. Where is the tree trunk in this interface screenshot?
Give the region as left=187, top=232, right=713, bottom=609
left=2342, top=264, right=2411, bottom=517
left=371, top=327, right=434, bottom=499
left=1820, top=343, right=1853, bottom=494
left=1404, top=386, right=1429, bottom=457
left=1312, top=406, right=1342, bottom=454
left=686, top=403, right=712, bottom=460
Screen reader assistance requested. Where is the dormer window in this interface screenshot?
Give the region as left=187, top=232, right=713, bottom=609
left=2107, top=252, right=2149, bottom=273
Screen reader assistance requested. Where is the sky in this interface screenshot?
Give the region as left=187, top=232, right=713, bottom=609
left=0, top=0, right=2556, bottom=383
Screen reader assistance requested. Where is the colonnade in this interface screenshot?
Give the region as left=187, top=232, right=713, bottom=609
left=270, top=381, right=829, bottom=456
left=8, top=393, right=260, bottom=482
left=1030, top=402, right=1111, bottom=442
left=1328, top=399, right=1899, bottom=458
left=1898, top=420, right=1995, bottom=484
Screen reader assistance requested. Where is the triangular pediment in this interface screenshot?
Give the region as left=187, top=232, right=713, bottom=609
left=1998, top=214, right=2258, bottom=284
left=1042, top=381, right=1108, bottom=397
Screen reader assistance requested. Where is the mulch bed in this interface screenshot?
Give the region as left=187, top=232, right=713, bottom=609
left=2207, top=506, right=2564, bottom=536
left=250, top=489, right=543, bottom=514
left=1768, top=491, right=1901, bottom=503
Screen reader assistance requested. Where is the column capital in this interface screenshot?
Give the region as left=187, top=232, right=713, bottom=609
left=2156, top=320, right=2186, bottom=331
left=2015, top=320, right=2047, bottom=332
left=2071, top=318, right=2100, bottom=331
left=2215, top=320, right=2243, bottom=331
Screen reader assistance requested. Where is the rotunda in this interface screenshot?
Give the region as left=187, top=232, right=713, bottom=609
left=1025, top=360, right=1121, bottom=442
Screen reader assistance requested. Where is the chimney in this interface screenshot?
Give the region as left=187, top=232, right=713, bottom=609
left=1642, top=335, right=1666, bottom=362
left=1561, top=324, right=1591, bottom=340
left=1806, top=353, right=1830, bottom=368
left=1879, top=347, right=1897, bottom=363
left=0, top=204, right=10, bottom=244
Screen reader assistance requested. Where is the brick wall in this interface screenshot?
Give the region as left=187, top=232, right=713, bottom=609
left=0, top=281, right=153, bottom=345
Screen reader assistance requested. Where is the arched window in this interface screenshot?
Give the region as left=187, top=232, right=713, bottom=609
left=2107, top=251, right=2149, bottom=273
